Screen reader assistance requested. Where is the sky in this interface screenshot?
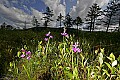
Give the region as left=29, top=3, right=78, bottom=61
left=0, top=0, right=110, bottom=29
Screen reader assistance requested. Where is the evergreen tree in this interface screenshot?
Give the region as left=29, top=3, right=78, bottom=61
left=103, top=0, right=119, bottom=32
left=42, top=7, right=54, bottom=27
left=23, top=21, right=27, bottom=29
left=57, top=13, right=64, bottom=28
left=73, top=16, right=83, bottom=31
left=63, top=13, right=73, bottom=28
left=32, top=16, right=40, bottom=30
left=111, top=1, right=120, bottom=31
left=1, top=22, right=7, bottom=29
left=85, top=3, right=102, bottom=32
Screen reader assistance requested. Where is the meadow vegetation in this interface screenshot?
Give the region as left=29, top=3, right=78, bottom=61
left=0, top=28, right=120, bottom=80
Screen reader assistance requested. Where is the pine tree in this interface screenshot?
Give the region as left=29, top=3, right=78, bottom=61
left=24, top=21, right=27, bottom=29
left=85, top=3, right=102, bottom=32
left=73, top=16, right=83, bottom=31
left=32, top=16, right=40, bottom=30
left=42, top=7, right=54, bottom=27
left=103, top=0, right=119, bottom=32
left=57, top=13, right=64, bottom=28
left=111, top=1, right=120, bottom=31
left=1, top=22, right=7, bottom=29
left=63, top=13, right=73, bottom=28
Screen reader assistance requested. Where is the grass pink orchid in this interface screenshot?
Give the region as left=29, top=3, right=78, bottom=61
left=72, top=42, right=82, bottom=53
left=44, top=38, right=48, bottom=41
left=72, top=47, right=82, bottom=53
left=26, top=51, right=31, bottom=55
left=46, top=31, right=51, bottom=36
left=27, top=56, right=31, bottom=60
left=20, top=54, right=25, bottom=58
left=21, top=48, right=26, bottom=53
left=49, top=35, right=53, bottom=38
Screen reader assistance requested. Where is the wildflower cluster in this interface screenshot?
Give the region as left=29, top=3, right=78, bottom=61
left=61, top=28, right=68, bottom=37
left=72, top=42, right=82, bottom=53
left=20, top=48, right=31, bottom=60
left=44, top=31, right=53, bottom=41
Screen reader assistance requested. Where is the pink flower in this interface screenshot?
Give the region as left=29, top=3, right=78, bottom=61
left=44, top=38, right=48, bottom=41
left=46, top=31, right=51, bottom=36
left=72, top=42, right=82, bottom=53
left=26, top=51, right=31, bottom=55
left=72, top=42, right=79, bottom=48
left=49, top=35, right=53, bottom=38
left=72, top=47, right=82, bottom=53
left=27, top=56, right=31, bottom=60
left=61, top=32, right=68, bottom=37
left=44, top=32, right=53, bottom=41
left=21, top=48, right=26, bottom=52
left=20, top=54, right=25, bottom=58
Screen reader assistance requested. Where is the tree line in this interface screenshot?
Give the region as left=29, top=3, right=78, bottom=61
left=0, top=0, right=119, bottom=32
left=32, top=0, right=120, bottom=32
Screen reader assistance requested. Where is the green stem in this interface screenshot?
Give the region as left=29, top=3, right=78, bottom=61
left=46, top=38, right=50, bottom=57
left=87, top=67, right=90, bottom=80
left=77, top=54, right=79, bottom=67
left=23, top=64, right=31, bottom=80
left=63, top=36, right=65, bottom=54
left=72, top=51, right=74, bottom=70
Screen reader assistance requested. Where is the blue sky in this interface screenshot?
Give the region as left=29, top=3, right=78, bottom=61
left=12, top=0, right=77, bottom=14
left=0, top=0, right=110, bottom=28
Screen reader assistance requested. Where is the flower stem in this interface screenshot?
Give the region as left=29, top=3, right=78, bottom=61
left=23, top=64, right=31, bottom=80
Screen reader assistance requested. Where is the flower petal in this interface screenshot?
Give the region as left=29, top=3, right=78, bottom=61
left=20, top=54, right=25, bottom=58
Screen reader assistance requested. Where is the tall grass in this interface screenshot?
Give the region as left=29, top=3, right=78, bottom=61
left=4, top=30, right=120, bottom=80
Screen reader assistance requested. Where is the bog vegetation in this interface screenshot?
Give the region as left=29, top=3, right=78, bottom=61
left=0, top=28, right=120, bottom=80
left=0, top=0, right=120, bottom=79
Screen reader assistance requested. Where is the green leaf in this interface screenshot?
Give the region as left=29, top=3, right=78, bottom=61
left=102, top=69, right=110, bottom=77
left=98, top=52, right=103, bottom=66
left=64, top=67, right=73, bottom=79
left=100, top=48, right=104, bottom=53
left=110, top=53, right=115, bottom=60
left=112, top=60, right=117, bottom=67
left=96, top=66, right=100, bottom=70
left=10, top=62, right=13, bottom=67
left=99, top=57, right=103, bottom=66
left=64, top=67, right=70, bottom=71
left=39, top=41, right=42, bottom=45
left=38, top=45, right=42, bottom=50
left=80, top=54, right=84, bottom=61
left=117, top=55, right=120, bottom=62
left=64, top=71, right=73, bottom=79
left=104, top=62, right=112, bottom=71
left=84, top=59, right=88, bottom=66
left=99, top=52, right=103, bottom=58
left=17, top=51, right=21, bottom=57
left=95, top=49, right=99, bottom=54
left=107, top=57, right=112, bottom=61
left=73, top=67, right=78, bottom=78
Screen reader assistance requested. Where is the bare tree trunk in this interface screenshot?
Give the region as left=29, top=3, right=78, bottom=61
left=60, top=19, right=61, bottom=28
left=118, top=17, right=120, bottom=32
left=106, top=16, right=112, bottom=32
left=106, top=13, right=112, bottom=32
left=90, top=19, right=93, bottom=32
left=77, top=24, right=78, bottom=35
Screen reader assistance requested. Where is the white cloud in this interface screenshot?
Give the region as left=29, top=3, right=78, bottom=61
left=31, top=8, right=44, bottom=26
left=70, top=0, right=110, bottom=20
left=42, top=0, right=66, bottom=27
left=0, top=3, right=33, bottom=28
left=0, top=0, right=111, bottom=29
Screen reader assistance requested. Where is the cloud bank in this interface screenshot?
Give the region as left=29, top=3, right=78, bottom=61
left=0, top=0, right=110, bottom=28
left=70, top=0, right=109, bottom=20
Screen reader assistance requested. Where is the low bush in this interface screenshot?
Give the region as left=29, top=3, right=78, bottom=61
left=4, top=30, right=120, bottom=80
